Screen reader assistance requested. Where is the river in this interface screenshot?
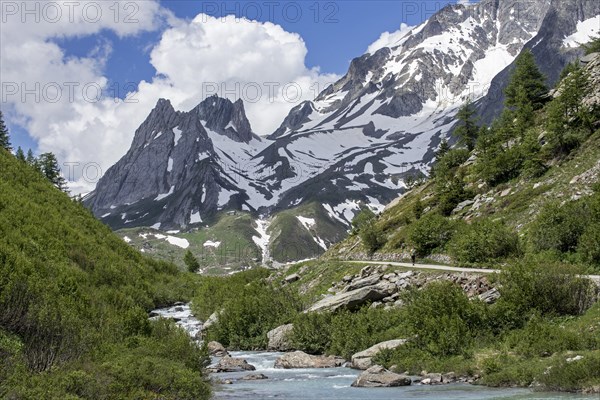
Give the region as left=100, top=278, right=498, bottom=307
left=151, top=304, right=598, bottom=400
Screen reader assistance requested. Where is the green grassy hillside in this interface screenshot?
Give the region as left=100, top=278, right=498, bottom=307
left=0, top=150, right=210, bottom=399
left=118, top=211, right=261, bottom=274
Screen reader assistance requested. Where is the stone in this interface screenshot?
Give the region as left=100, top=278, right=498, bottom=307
left=267, top=324, right=294, bottom=351
left=307, top=286, right=389, bottom=312
left=202, top=311, right=219, bottom=331
left=284, top=273, right=301, bottom=283
left=453, top=199, right=474, bottom=213
left=210, top=356, right=256, bottom=373
left=274, top=351, right=345, bottom=369
left=351, top=339, right=407, bottom=370
left=421, top=373, right=442, bottom=385
left=442, top=372, right=457, bottom=383
left=478, top=288, right=500, bottom=304
left=207, top=341, right=228, bottom=357
left=343, top=274, right=382, bottom=292
left=501, top=188, right=511, bottom=197
left=351, top=365, right=412, bottom=388
left=241, top=373, right=268, bottom=380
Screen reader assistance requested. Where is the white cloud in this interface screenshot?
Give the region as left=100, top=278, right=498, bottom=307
left=0, top=4, right=339, bottom=194
left=458, top=0, right=472, bottom=5
left=366, top=23, right=414, bottom=54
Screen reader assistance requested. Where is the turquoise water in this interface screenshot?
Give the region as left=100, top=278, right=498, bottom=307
left=212, top=352, right=598, bottom=400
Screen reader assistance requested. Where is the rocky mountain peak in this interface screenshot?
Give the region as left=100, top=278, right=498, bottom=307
left=192, top=95, right=253, bottom=143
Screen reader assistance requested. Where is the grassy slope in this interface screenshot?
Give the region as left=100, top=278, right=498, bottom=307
left=118, top=212, right=261, bottom=274
left=0, top=150, right=209, bottom=399
left=269, top=202, right=348, bottom=263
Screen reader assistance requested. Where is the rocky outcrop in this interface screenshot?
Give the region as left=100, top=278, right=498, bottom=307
left=307, top=265, right=498, bottom=312
left=351, top=365, right=412, bottom=388
left=209, top=356, right=256, bottom=373
left=207, top=341, right=228, bottom=357
left=274, top=351, right=345, bottom=369
left=351, top=339, right=407, bottom=370
left=307, top=284, right=392, bottom=313
left=267, top=324, right=294, bottom=351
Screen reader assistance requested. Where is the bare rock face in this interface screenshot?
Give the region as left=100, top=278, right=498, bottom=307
left=267, top=324, right=294, bottom=351
left=351, top=339, right=407, bottom=370
left=209, top=356, right=256, bottom=373
left=351, top=365, right=412, bottom=387
left=207, top=341, right=228, bottom=357
left=274, top=351, right=345, bottom=369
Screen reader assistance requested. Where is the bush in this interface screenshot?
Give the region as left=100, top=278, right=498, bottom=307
left=528, top=200, right=590, bottom=254
left=505, top=315, right=588, bottom=357
left=578, top=222, right=600, bottom=267
left=448, top=220, right=520, bottom=265
left=403, top=281, right=486, bottom=356
left=493, top=260, right=597, bottom=330
left=359, top=220, right=385, bottom=254
left=206, top=281, right=302, bottom=349
left=538, top=351, right=600, bottom=392
left=290, top=312, right=333, bottom=354
left=407, top=213, right=458, bottom=257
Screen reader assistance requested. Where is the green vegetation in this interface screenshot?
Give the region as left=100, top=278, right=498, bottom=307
left=0, top=150, right=210, bottom=399
left=191, top=268, right=302, bottom=349
left=184, top=249, right=200, bottom=273
left=0, top=111, right=11, bottom=152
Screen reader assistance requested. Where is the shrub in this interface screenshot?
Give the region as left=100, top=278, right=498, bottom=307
left=493, top=261, right=597, bottom=331
left=402, top=281, right=485, bottom=356
left=359, top=220, right=385, bottom=254
left=528, top=200, right=590, bottom=254
left=206, top=282, right=302, bottom=349
left=505, top=315, right=587, bottom=357
left=407, top=213, right=458, bottom=257
left=538, top=351, right=600, bottom=392
left=290, top=312, right=333, bottom=354
left=448, top=220, right=520, bottom=265
left=578, top=222, right=600, bottom=267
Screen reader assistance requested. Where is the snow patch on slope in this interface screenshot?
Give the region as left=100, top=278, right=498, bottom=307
left=296, top=216, right=316, bottom=230
left=252, top=218, right=271, bottom=265
left=564, top=16, right=600, bottom=48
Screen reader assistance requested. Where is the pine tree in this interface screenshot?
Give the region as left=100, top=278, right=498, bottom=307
left=184, top=250, right=200, bottom=273
left=454, top=100, right=479, bottom=151
left=437, top=139, right=450, bottom=159
left=560, top=63, right=591, bottom=124
left=514, top=85, right=534, bottom=134
left=38, top=152, right=68, bottom=192
left=0, top=111, right=11, bottom=152
left=505, top=49, right=548, bottom=111
left=15, top=147, right=26, bottom=162
left=26, top=149, right=38, bottom=169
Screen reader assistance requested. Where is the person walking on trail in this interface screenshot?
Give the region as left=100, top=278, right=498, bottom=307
left=410, top=249, right=416, bottom=266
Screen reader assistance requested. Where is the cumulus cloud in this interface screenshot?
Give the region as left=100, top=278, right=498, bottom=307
left=0, top=2, right=339, bottom=194
left=366, top=23, right=414, bottom=54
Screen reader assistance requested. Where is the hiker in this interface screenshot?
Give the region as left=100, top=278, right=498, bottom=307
left=410, top=249, right=416, bottom=266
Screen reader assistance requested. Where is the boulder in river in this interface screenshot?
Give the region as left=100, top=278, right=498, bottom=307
left=274, top=351, right=345, bottom=369
left=267, top=324, right=294, bottom=351
left=209, top=355, right=256, bottom=373
left=351, top=339, right=407, bottom=370
left=351, top=365, right=412, bottom=388
left=241, top=373, right=268, bottom=380
left=207, top=341, right=228, bottom=357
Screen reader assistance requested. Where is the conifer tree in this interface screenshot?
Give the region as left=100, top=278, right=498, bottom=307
left=15, top=147, right=26, bottom=162
left=26, top=149, right=38, bottom=168
left=0, top=111, right=11, bottom=152
left=582, top=36, right=600, bottom=55
left=437, top=139, right=450, bottom=159
left=505, top=49, right=548, bottom=111
left=184, top=250, right=200, bottom=273
left=454, top=100, right=479, bottom=151
left=38, top=152, right=68, bottom=192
